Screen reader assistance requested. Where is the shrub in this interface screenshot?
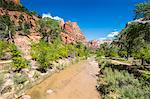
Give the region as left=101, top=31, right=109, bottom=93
left=0, top=73, right=4, bottom=88
left=97, top=67, right=150, bottom=99
left=9, top=44, right=29, bottom=71
left=0, top=15, right=15, bottom=39
left=33, top=71, right=40, bottom=79
left=12, top=57, right=29, bottom=71
left=0, top=40, right=8, bottom=58
left=13, top=73, right=28, bottom=84
left=140, top=74, right=150, bottom=83
left=31, top=41, right=56, bottom=71
left=31, top=40, right=90, bottom=72
left=0, top=0, right=31, bottom=14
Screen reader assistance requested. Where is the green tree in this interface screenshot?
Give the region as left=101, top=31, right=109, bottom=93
left=0, top=15, right=15, bottom=41
left=9, top=44, right=29, bottom=72
left=38, top=17, right=61, bottom=43
left=133, top=44, right=150, bottom=65
left=134, top=2, right=150, bottom=19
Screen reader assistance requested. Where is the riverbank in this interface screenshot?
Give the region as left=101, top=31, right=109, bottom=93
left=0, top=57, right=84, bottom=99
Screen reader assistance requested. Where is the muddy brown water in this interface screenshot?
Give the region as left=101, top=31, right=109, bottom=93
left=26, top=58, right=101, bottom=99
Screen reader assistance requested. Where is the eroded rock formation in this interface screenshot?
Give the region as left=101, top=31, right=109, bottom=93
left=60, top=21, right=88, bottom=45
left=0, top=8, right=87, bottom=45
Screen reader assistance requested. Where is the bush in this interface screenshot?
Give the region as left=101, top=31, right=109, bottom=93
left=13, top=73, right=28, bottom=84
left=0, top=15, right=15, bottom=39
left=97, top=67, right=150, bottom=99
left=33, top=71, right=40, bottom=79
left=31, top=40, right=90, bottom=72
left=31, top=41, right=58, bottom=71
left=0, top=73, right=4, bottom=88
left=140, top=74, right=150, bottom=83
left=0, top=40, right=8, bottom=58
left=0, top=0, right=31, bottom=14
left=9, top=44, right=29, bottom=71
left=12, top=57, right=29, bottom=71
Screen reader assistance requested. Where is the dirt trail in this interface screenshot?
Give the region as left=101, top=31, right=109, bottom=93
left=111, top=60, right=132, bottom=66
left=26, top=58, right=101, bottom=99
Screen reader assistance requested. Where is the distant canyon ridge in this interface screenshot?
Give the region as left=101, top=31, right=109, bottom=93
left=1, top=0, right=111, bottom=49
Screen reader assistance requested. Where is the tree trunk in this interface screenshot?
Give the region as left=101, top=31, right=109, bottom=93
left=8, top=31, right=14, bottom=43
left=141, top=58, right=144, bottom=65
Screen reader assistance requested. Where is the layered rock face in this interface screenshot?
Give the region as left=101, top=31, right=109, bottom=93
left=0, top=8, right=87, bottom=45
left=88, top=40, right=100, bottom=50
left=60, top=21, right=87, bottom=45
left=0, top=8, right=40, bottom=40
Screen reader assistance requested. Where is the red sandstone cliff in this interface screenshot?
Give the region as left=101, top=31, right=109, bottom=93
left=88, top=40, right=100, bottom=50
left=60, top=21, right=88, bottom=44
left=0, top=8, right=87, bottom=45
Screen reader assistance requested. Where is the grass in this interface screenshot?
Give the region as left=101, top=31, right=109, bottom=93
left=97, top=57, right=150, bottom=99
left=0, top=73, right=4, bottom=88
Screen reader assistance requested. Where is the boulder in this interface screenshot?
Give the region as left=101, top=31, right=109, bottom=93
left=46, top=89, right=54, bottom=94
left=22, top=95, right=31, bottom=99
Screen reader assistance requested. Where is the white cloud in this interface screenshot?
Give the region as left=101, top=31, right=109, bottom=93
left=42, top=13, right=64, bottom=21
left=107, top=31, right=119, bottom=38
left=99, top=37, right=107, bottom=40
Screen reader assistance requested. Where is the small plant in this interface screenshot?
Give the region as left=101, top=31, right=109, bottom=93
left=12, top=57, right=29, bottom=72
left=0, top=40, right=8, bottom=58
left=0, top=73, right=4, bottom=88
left=33, top=71, right=40, bottom=79
left=13, top=73, right=28, bottom=84
left=97, top=67, right=150, bottom=99
left=9, top=44, right=29, bottom=71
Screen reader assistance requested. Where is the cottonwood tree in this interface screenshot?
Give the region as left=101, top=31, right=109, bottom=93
left=38, top=17, right=61, bottom=43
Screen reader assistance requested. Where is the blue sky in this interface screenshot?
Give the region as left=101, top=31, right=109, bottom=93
left=21, top=0, right=146, bottom=40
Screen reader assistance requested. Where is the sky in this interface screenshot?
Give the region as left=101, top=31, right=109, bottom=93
left=21, top=0, right=146, bottom=40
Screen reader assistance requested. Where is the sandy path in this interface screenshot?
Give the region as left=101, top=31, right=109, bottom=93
left=111, top=60, right=132, bottom=66
left=26, top=58, right=100, bottom=99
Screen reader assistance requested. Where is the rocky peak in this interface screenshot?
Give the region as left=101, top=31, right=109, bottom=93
left=88, top=40, right=100, bottom=50
left=60, top=20, right=87, bottom=45
left=0, top=7, right=88, bottom=45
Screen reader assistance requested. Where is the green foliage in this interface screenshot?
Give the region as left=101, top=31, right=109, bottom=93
left=134, top=2, right=150, bottom=19
left=33, top=71, right=40, bottom=79
left=97, top=58, right=111, bottom=70
left=0, top=40, right=8, bottom=58
left=21, top=22, right=31, bottom=35
left=133, top=44, right=150, bottom=60
left=96, top=43, right=119, bottom=58
left=116, top=1, right=150, bottom=61
left=0, top=73, right=4, bottom=88
left=118, top=50, right=127, bottom=58
left=118, top=21, right=150, bottom=61
left=13, top=73, right=28, bottom=84
left=9, top=44, right=21, bottom=57
left=9, top=44, right=29, bottom=71
left=75, top=42, right=90, bottom=58
left=31, top=40, right=90, bottom=71
left=0, top=0, right=32, bottom=15
left=12, top=57, right=29, bottom=71
left=97, top=67, right=150, bottom=99
left=0, top=15, right=15, bottom=39
left=38, top=17, right=61, bottom=43
left=31, top=40, right=59, bottom=70
left=141, top=73, right=150, bottom=82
